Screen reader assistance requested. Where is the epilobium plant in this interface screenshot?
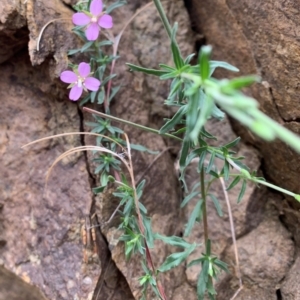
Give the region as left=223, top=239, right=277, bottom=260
left=26, top=0, right=300, bottom=299
left=72, top=0, right=113, bottom=40
left=60, top=62, right=100, bottom=100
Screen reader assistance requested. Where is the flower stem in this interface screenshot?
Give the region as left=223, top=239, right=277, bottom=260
left=152, top=0, right=172, bottom=38
left=200, top=167, right=209, bottom=250
left=254, top=179, right=297, bottom=197
left=83, top=107, right=182, bottom=141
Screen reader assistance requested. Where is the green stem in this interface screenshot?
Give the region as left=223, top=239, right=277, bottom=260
left=226, top=156, right=298, bottom=198
left=251, top=109, right=300, bottom=153
left=254, top=179, right=296, bottom=197
left=83, top=107, right=182, bottom=142
left=200, top=167, right=209, bottom=250
left=152, top=0, right=172, bottom=38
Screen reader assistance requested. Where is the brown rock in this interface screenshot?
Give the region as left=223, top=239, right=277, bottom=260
left=0, top=265, right=48, bottom=300
left=281, top=255, right=300, bottom=300
left=219, top=200, right=294, bottom=298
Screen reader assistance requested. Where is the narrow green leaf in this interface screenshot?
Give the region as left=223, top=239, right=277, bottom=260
left=184, top=200, right=202, bottom=236
left=123, top=197, right=133, bottom=215
left=198, top=150, right=207, bottom=172
left=97, top=40, right=113, bottom=47
left=159, top=105, right=187, bottom=134
left=190, top=93, right=214, bottom=141
left=237, top=179, right=247, bottom=203
left=214, top=259, right=228, bottom=272
left=105, top=0, right=126, bottom=14
left=92, top=185, right=106, bottom=194
left=154, top=234, right=191, bottom=248
left=208, top=194, right=223, bottom=217
left=206, top=152, right=216, bottom=174
left=90, top=91, right=97, bottom=103
left=201, top=127, right=217, bottom=140
left=208, top=170, right=219, bottom=178
left=80, top=41, right=94, bottom=52
left=199, top=45, right=212, bottom=81
left=159, top=70, right=179, bottom=80
left=79, top=93, right=91, bottom=105
left=138, top=202, right=147, bottom=214
left=108, top=85, right=121, bottom=102
left=126, top=63, right=167, bottom=76
left=221, top=75, right=260, bottom=94
left=181, top=191, right=200, bottom=208
left=168, top=78, right=182, bottom=98
left=159, top=244, right=196, bottom=272
left=179, top=138, right=190, bottom=169
left=223, top=137, right=241, bottom=149
left=184, top=53, right=195, bottom=64
left=222, top=160, right=230, bottom=181
left=186, top=88, right=200, bottom=136
left=129, top=143, right=159, bottom=154
left=185, top=147, right=206, bottom=169
left=143, top=217, right=154, bottom=248
left=226, top=176, right=241, bottom=191
left=68, top=48, right=81, bottom=55
left=209, top=60, right=239, bottom=75
left=159, top=64, right=175, bottom=71
left=187, top=257, right=203, bottom=268
left=197, top=260, right=209, bottom=297
left=211, top=103, right=225, bottom=120
left=170, top=23, right=184, bottom=69
left=232, top=159, right=249, bottom=171
left=101, top=74, right=116, bottom=86
left=136, top=179, right=146, bottom=199
left=97, top=89, right=105, bottom=104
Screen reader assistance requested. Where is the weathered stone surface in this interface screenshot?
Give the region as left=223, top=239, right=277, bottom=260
left=0, top=0, right=136, bottom=298
left=0, top=265, right=48, bottom=300
left=0, top=0, right=27, bottom=63
left=1, top=0, right=299, bottom=299
left=186, top=0, right=300, bottom=198
left=219, top=199, right=294, bottom=299
left=0, top=50, right=102, bottom=299
left=281, top=255, right=300, bottom=299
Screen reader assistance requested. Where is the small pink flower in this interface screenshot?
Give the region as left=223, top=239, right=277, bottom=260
left=60, top=62, right=100, bottom=101
left=72, top=0, right=113, bottom=41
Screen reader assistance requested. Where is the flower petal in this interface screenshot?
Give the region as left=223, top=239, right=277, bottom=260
left=78, top=62, right=91, bottom=77
left=72, top=13, right=90, bottom=26
left=85, top=23, right=100, bottom=41
left=60, top=71, right=77, bottom=83
left=98, top=15, right=113, bottom=29
left=84, top=77, right=101, bottom=91
left=90, top=0, right=103, bottom=15
left=69, top=85, right=83, bottom=101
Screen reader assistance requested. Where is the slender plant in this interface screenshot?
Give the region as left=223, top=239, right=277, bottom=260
left=24, top=0, right=300, bottom=299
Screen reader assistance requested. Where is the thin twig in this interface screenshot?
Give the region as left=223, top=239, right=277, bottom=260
left=230, top=285, right=243, bottom=300
left=22, top=131, right=125, bottom=150
left=219, top=177, right=243, bottom=290
left=83, top=107, right=182, bottom=141
left=200, top=167, right=209, bottom=248
left=36, top=18, right=70, bottom=51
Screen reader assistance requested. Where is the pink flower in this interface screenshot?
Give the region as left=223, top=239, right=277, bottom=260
left=60, top=62, right=100, bottom=101
left=72, top=0, right=113, bottom=41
